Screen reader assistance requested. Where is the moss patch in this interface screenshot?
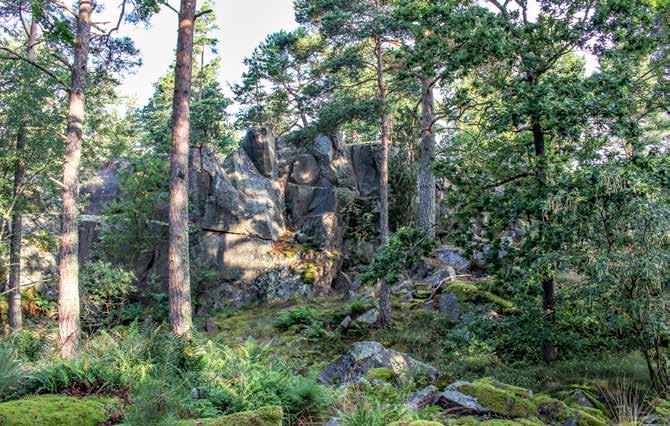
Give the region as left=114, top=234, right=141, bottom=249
left=445, top=282, right=514, bottom=312
left=445, top=417, right=544, bottom=425
left=0, top=394, right=119, bottom=426
left=388, top=421, right=443, bottom=426
left=366, top=367, right=397, bottom=382
left=457, top=378, right=535, bottom=418
left=180, top=406, right=283, bottom=426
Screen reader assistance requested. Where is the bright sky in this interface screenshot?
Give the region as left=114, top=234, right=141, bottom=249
left=116, top=0, right=297, bottom=105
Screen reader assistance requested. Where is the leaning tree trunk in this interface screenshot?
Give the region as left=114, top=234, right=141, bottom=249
left=417, top=76, right=436, bottom=239
left=8, top=19, right=38, bottom=332
left=375, top=35, right=390, bottom=246
left=58, top=0, right=92, bottom=359
left=168, top=0, right=196, bottom=337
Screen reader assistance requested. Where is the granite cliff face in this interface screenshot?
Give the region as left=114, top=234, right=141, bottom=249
left=75, top=128, right=380, bottom=309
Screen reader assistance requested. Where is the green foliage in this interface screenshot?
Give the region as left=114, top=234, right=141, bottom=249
left=362, top=227, right=434, bottom=286
left=80, top=261, right=137, bottom=333
left=0, top=346, right=25, bottom=402
left=273, top=306, right=322, bottom=330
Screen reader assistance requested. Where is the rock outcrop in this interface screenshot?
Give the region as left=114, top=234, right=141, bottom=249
left=142, top=128, right=380, bottom=309
left=317, top=341, right=440, bottom=386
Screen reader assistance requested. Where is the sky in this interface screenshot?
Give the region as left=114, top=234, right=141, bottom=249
left=115, top=0, right=298, bottom=105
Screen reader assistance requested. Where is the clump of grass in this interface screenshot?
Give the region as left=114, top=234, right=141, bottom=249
left=599, top=380, right=652, bottom=425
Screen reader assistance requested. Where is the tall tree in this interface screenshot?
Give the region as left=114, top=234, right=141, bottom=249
left=7, top=16, right=38, bottom=332
left=167, top=0, right=212, bottom=337
left=58, top=0, right=93, bottom=359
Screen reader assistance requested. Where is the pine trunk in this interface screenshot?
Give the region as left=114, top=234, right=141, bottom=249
left=375, top=35, right=390, bottom=245
left=379, top=278, right=391, bottom=326
left=8, top=18, right=39, bottom=332
left=168, top=0, right=196, bottom=337
left=417, top=76, right=436, bottom=239
left=59, top=0, right=92, bottom=359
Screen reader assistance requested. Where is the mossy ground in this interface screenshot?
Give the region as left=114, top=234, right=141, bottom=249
left=178, top=406, right=283, bottom=426
left=0, top=394, right=120, bottom=426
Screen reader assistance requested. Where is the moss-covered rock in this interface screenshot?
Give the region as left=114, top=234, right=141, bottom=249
left=532, top=393, right=607, bottom=426
left=180, top=406, right=283, bottom=425
left=456, top=378, right=535, bottom=418
left=444, top=282, right=514, bottom=312
left=445, top=417, right=544, bottom=425
left=366, top=367, right=397, bottom=382
left=0, top=394, right=119, bottom=426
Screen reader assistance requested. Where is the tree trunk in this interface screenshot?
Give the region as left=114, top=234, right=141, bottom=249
left=168, top=0, right=196, bottom=337
left=375, top=35, right=390, bottom=245
left=379, top=278, right=391, bottom=326
left=531, top=106, right=557, bottom=363
left=59, top=0, right=92, bottom=359
left=8, top=19, right=38, bottom=332
left=417, top=76, right=436, bottom=239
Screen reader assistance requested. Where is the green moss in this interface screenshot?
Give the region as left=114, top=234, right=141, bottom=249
left=300, top=263, right=318, bottom=284
left=652, top=398, right=670, bottom=417
left=0, top=395, right=119, bottom=426
left=457, top=379, right=535, bottom=418
left=388, top=421, right=443, bottom=426
left=444, top=282, right=514, bottom=312
left=366, top=367, right=397, bottom=382
left=533, top=394, right=571, bottom=422
left=567, top=407, right=607, bottom=426
left=445, top=417, right=543, bottom=426
left=179, top=406, right=283, bottom=426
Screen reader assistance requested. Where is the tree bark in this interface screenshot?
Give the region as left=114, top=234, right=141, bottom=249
left=168, top=0, right=196, bottom=337
left=379, top=278, right=391, bottom=326
left=59, top=0, right=92, bottom=359
left=375, top=34, right=390, bottom=245
left=531, top=103, right=557, bottom=363
left=417, top=76, right=436, bottom=239
left=8, top=18, right=38, bottom=332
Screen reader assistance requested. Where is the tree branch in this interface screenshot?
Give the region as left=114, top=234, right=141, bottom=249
left=0, top=47, right=68, bottom=88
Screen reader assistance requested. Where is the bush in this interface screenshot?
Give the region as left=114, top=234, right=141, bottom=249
left=80, top=261, right=137, bottom=333
left=273, top=306, right=322, bottom=330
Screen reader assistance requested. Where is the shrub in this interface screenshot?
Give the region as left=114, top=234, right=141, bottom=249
left=80, top=261, right=137, bottom=333
left=273, top=306, right=322, bottom=330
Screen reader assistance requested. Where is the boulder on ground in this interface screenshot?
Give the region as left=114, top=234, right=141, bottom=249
left=317, top=341, right=439, bottom=386
left=405, top=385, right=441, bottom=411
left=440, top=378, right=607, bottom=426
left=435, top=246, right=471, bottom=273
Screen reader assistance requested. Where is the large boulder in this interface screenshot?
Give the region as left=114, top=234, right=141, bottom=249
left=241, top=127, right=277, bottom=178
left=317, top=341, right=440, bottom=386
left=289, top=154, right=320, bottom=185
left=79, top=160, right=126, bottom=264
left=349, top=143, right=380, bottom=197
